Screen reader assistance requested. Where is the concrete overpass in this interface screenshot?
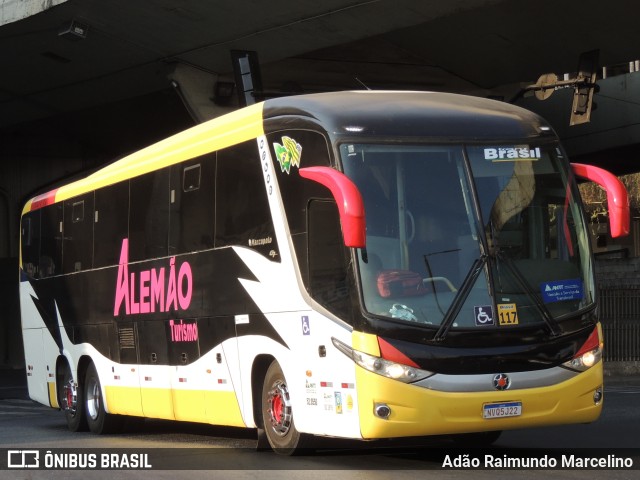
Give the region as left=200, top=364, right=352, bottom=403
left=1, top=0, right=640, bottom=367
left=2, top=0, right=640, bottom=125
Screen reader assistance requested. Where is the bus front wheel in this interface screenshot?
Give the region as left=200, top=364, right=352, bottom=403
left=261, top=361, right=308, bottom=454
left=84, top=362, right=122, bottom=434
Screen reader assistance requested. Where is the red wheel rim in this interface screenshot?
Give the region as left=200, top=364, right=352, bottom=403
left=267, top=380, right=292, bottom=436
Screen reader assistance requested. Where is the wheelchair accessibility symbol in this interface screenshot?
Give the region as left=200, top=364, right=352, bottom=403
left=301, top=315, right=311, bottom=335
left=474, top=305, right=495, bottom=326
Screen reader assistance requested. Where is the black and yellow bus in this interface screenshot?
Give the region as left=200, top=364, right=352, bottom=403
left=19, top=91, right=629, bottom=453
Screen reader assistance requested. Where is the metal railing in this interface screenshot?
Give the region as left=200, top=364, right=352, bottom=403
left=599, top=287, right=640, bottom=361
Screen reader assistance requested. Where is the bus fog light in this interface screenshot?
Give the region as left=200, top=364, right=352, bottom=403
left=593, top=387, right=603, bottom=405
left=374, top=403, right=391, bottom=420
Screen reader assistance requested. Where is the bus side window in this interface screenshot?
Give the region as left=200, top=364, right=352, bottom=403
left=94, top=181, right=129, bottom=268
left=215, top=141, right=278, bottom=259
left=308, top=199, right=351, bottom=318
left=266, top=129, right=342, bottom=309
left=169, top=153, right=216, bottom=255
left=130, top=168, right=170, bottom=261
left=21, top=212, right=40, bottom=278
left=40, top=203, right=63, bottom=277
left=63, top=193, right=94, bottom=273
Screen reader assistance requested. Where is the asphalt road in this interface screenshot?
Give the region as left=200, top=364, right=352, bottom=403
left=1, top=372, right=639, bottom=479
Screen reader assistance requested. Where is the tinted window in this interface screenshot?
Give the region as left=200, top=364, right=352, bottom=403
left=63, top=193, right=94, bottom=273
left=268, top=130, right=333, bottom=235
left=40, top=203, right=63, bottom=277
left=266, top=130, right=334, bottom=288
left=169, top=154, right=216, bottom=254
left=308, top=200, right=351, bottom=318
left=21, top=211, right=40, bottom=278
left=216, top=141, right=277, bottom=259
left=94, top=181, right=129, bottom=268
left=183, top=164, right=201, bottom=192
left=130, top=169, right=170, bottom=261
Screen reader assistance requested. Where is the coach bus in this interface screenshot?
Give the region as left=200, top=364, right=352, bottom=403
left=19, top=91, right=629, bottom=453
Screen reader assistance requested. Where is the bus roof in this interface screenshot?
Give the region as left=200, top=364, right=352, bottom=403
left=23, top=91, right=552, bottom=215
left=263, top=90, right=552, bottom=141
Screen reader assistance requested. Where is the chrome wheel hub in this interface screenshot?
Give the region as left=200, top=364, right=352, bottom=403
left=267, top=381, right=292, bottom=436
left=85, top=376, right=101, bottom=421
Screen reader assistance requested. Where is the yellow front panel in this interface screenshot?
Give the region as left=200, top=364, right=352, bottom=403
left=352, top=331, right=380, bottom=356
left=357, top=361, right=603, bottom=439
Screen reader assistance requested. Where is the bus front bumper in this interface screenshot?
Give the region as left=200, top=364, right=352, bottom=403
left=356, top=361, right=603, bottom=439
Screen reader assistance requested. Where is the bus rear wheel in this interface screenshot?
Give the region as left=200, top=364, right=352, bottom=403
left=261, top=361, right=308, bottom=455
left=84, top=362, right=123, bottom=434
left=60, top=364, right=87, bottom=432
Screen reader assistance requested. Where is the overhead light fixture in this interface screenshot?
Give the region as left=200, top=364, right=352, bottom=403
left=213, top=81, right=235, bottom=106
left=58, top=20, right=89, bottom=41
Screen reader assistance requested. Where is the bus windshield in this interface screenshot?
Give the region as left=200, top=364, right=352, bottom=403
left=340, top=142, right=594, bottom=329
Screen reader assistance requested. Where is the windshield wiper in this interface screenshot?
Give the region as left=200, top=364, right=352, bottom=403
left=432, top=250, right=563, bottom=342
left=494, top=251, right=562, bottom=337
left=433, top=254, right=487, bottom=342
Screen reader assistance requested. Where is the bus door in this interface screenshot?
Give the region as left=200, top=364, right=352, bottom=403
left=181, top=316, right=245, bottom=428
left=137, top=320, right=175, bottom=420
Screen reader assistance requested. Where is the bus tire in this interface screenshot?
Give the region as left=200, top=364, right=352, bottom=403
left=60, top=364, right=88, bottom=432
left=84, top=362, right=123, bottom=434
left=261, top=361, right=308, bottom=455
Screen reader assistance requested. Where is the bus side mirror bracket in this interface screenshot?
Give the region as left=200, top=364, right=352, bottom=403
left=299, top=166, right=366, bottom=248
left=571, top=163, right=630, bottom=238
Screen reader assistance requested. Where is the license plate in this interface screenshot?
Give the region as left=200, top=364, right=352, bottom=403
left=483, top=401, right=522, bottom=419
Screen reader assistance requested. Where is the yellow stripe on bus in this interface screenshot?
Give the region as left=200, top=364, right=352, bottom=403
left=105, top=386, right=144, bottom=417
left=105, top=386, right=245, bottom=427
left=22, top=102, right=265, bottom=211
left=47, top=381, right=59, bottom=409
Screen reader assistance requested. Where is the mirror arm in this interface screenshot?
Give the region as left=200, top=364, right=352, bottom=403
left=299, top=167, right=366, bottom=248
left=571, top=163, right=630, bottom=238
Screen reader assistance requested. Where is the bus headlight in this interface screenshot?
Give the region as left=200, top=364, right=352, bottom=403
left=562, top=327, right=602, bottom=372
left=563, top=347, right=601, bottom=372
left=332, top=337, right=434, bottom=383
left=582, top=350, right=596, bottom=368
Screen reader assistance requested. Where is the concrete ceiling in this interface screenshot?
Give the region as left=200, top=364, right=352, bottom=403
left=1, top=0, right=639, bottom=129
